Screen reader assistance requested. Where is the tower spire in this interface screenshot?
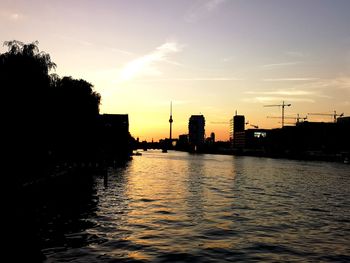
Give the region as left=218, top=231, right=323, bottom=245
left=169, top=101, right=173, bottom=140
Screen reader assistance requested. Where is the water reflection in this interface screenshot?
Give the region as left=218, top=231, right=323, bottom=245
left=36, top=171, right=100, bottom=257
left=185, top=154, right=205, bottom=225
left=45, top=151, right=350, bottom=262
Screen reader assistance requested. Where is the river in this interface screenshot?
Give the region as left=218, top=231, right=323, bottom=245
left=44, top=150, right=350, bottom=262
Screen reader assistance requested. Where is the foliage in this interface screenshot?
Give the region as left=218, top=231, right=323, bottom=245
left=1, top=40, right=102, bottom=181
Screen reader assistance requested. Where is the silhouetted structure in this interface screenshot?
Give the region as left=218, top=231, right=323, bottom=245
left=264, top=101, right=291, bottom=127
left=99, top=114, right=131, bottom=165
left=210, top=132, right=215, bottom=143
left=337, top=116, right=350, bottom=124
left=169, top=102, right=173, bottom=141
left=241, top=118, right=350, bottom=162
left=2, top=40, right=132, bottom=262
left=232, top=114, right=245, bottom=149
left=244, top=129, right=269, bottom=154
left=175, top=134, right=190, bottom=151
left=189, top=115, right=205, bottom=151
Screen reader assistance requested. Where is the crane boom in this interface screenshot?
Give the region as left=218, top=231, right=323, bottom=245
left=267, top=116, right=296, bottom=119
left=267, top=114, right=307, bottom=124
left=307, top=111, right=344, bottom=123
left=264, top=101, right=291, bottom=127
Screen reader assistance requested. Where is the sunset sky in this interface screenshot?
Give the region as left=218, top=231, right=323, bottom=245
left=1, top=0, right=350, bottom=141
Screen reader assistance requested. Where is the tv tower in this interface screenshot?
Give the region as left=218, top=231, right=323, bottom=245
left=169, top=101, right=173, bottom=140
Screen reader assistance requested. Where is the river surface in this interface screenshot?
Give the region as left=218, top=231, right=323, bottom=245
left=44, top=150, right=350, bottom=262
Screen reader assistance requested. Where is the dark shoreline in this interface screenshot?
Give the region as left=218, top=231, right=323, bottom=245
left=176, top=148, right=350, bottom=164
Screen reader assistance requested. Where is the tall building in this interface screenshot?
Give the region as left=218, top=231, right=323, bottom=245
left=232, top=114, right=245, bottom=148
left=169, top=101, right=173, bottom=140
left=189, top=115, right=205, bottom=148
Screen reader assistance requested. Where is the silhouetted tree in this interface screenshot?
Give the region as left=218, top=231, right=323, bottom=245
left=2, top=40, right=104, bottom=263
left=1, top=41, right=57, bottom=183
left=49, top=76, right=101, bottom=163
left=1, top=40, right=101, bottom=182
left=1, top=40, right=58, bottom=263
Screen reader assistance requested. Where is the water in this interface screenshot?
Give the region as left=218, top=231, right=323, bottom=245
left=44, top=150, right=350, bottom=262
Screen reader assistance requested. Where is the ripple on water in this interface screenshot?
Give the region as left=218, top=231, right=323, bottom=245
left=43, top=152, right=350, bottom=262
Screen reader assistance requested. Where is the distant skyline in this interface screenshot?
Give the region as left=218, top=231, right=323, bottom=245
left=1, top=0, right=350, bottom=141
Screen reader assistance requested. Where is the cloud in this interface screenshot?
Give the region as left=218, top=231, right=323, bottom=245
left=0, top=10, right=24, bottom=21
left=243, top=97, right=315, bottom=103
left=53, top=34, right=134, bottom=56
left=244, top=89, right=316, bottom=104
left=285, top=51, right=305, bottom=58
left=291, top=76, right=350, bottom=93
left=222, top=56, right=236, bottom=62
left=118, top=42, right=183, bottom=82
left=185, top=0, right=227, bottom=22
left=262, top=78, right=318, bottom=82
left=137, top=77, right=243, bottom=82
left=205, top=0, right=227, bottom=11
left=246, top=90, right=313, bottom=96
left=262, top=61, right=303, bottom=69
left=316, top=77, right=350, bottom=90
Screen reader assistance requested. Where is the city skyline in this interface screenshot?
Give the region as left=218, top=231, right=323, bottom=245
left=1, top=0, right=350, bottom=140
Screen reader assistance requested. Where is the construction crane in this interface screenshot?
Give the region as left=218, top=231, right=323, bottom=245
left=244, top=120, right=258, bottom=129
left=264, top=101, right=291, bottom=127
left=295, top=114, right=308, bottom=123
left=267, top=114, right=307, bottom=124
left=307, top=111, right=344, bottom=123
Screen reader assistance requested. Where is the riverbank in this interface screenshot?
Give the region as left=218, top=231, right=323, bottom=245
left=179, top=148, right=349, bottom=164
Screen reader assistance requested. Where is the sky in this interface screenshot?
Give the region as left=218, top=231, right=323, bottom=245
left=1, top=0, right=350, bottom=141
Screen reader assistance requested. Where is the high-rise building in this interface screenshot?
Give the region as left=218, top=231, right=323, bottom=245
left=189, top=115, right=205, bottom=148
left=232, top=114, right=245, bottom=148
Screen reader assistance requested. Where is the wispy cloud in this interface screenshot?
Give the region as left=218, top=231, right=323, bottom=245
left=185, top=0, right=227, bottom=22
left=222, top=56, right=236, bottom=62
left=243, top=97, right=315, bottom=103
left=285, top=51, right=305, bottom=58
left=262, top=78, right=318, bottom=82
left=261, top=61, right=303, bottom=69
left=244, top=89, right=316, bottom=104
left=118, top=42, right=183, bottom=82
left=244, top=76, right=350, bottom=105
left=205, top=0, right=227, bottom=11
left=52, top=34, right=134, bottom=56
left=315, top=77, right=350, bottom=90
left=0, top=10, right=24, bottom=21
left=246, top=90, right=313, bottom=96
left=109, top=48, right=134, bottom=56
left=291, top=76, right=350, bottom=92
left=137, top=77, right=243, bottom=82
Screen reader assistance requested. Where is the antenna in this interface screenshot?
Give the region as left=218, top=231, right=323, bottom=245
left=169, top=101, right=173, bottom=140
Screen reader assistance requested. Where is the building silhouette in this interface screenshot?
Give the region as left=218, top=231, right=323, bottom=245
left=232, top=114, right=245, bottom=149
left=237, top=115, right=350, bottom=161
left=210, top=132, right=215, bottom=143
left=189, top=115, right=205, bottom=150
left=99, top=114, right=131, bottom=164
